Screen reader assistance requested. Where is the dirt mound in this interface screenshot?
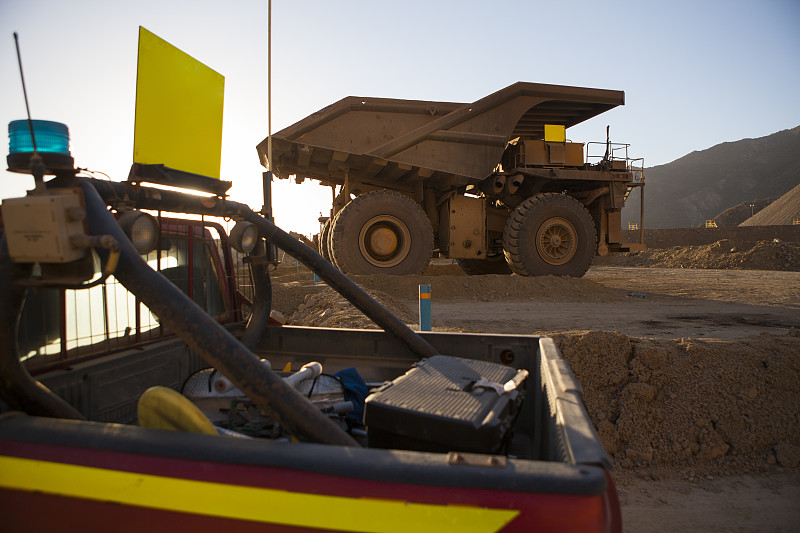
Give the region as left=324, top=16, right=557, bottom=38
left=741, top=182, right=800, bottom=226
left=272, top=260, right=624, bottom=318
left=598, top=239, right=800, bottom=271
left=287, top=286, right=415, bottom=329
left=550, top=330, right=800, bottom=479
left=350, top=273, right=623, bottom=303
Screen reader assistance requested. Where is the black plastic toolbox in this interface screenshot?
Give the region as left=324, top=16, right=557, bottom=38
left=364, top=355, right=528, bottom=454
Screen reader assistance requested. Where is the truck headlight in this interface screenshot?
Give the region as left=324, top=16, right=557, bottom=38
left=230, top=221, right=259, bottom=254
left=118, top=211, right=159, bottom=254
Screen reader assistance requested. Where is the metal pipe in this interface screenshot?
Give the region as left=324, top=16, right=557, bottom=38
left=0, top=237, right=86, bottom=420
left=284, top=362, right=322, bottom=388
left=80, top=180, right=358, bottom=446
left=639, top=184, right=645, bottom=245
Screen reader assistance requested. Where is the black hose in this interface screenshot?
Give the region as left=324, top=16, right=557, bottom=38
left=88, top=178, right=439, bottom=359
left=0, top=236, right=86, bottom=420
left=80, top=180, right=358, bottom=447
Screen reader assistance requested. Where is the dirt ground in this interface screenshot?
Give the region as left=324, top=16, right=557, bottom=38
left=271, top=241, right=800, bottom=532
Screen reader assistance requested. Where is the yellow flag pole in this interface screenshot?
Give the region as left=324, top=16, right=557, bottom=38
left=262, top=0, right=276, bottom=264
left=261, top=0, right=273, bottom=213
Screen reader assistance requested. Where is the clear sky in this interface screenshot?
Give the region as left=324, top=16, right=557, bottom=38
left=2, top=0, right=799, bottom=236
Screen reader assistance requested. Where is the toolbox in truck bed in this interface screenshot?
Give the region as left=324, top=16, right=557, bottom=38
left=364, top=355, right=529, bottom=454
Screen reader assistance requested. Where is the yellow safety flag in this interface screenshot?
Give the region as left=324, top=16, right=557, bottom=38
left=133, top=27, right=224, bottom=179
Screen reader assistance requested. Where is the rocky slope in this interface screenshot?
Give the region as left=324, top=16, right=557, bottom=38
left=623, top=126, right=800, bottom=228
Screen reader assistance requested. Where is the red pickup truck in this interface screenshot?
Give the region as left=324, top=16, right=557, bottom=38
left=0, top=175, right=621, bottom=532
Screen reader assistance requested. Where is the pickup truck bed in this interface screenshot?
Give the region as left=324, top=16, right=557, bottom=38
left=0, top=326, right=619, bottom=532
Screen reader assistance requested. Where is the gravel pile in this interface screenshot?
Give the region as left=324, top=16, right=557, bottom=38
left=599, top=239, right=800, bottom=271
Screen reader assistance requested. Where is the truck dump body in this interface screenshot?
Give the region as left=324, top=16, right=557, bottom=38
left=258, top=82, right=624, bottom=190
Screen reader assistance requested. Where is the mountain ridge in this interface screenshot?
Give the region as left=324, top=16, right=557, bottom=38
left=623, top=125, right=800, bottom=228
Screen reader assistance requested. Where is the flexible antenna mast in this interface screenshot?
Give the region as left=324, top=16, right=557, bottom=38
left=13, top=32, right=46, bottom=190
left=267, top=0, right=272, bottom=174
left=261, top=2, right=273, bottom=209
left=14, top=33, right=36, bottom=152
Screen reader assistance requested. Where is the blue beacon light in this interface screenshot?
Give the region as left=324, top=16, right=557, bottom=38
left=7, top=119, right=75, bottom=174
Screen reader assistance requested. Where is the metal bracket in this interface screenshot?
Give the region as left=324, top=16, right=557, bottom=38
left=128, top=163, right=232, bottom=196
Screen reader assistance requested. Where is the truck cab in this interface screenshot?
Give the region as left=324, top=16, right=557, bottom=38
left=10, top=215, right=251, bottom=377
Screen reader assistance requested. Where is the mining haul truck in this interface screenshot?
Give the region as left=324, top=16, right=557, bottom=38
left=258, top=81, right=645, bottom=277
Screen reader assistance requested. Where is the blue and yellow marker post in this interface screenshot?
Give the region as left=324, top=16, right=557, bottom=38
left=418, top=285, right=431, bottom=332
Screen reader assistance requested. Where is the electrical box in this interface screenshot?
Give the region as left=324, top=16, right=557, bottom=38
left=520, top=140, right=584, bottom=167
left=440, top=194, right=485, bottom=259
left=1, top=190, right=87, bottom=263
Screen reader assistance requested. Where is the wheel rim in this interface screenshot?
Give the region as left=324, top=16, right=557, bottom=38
left=536, top=217, right=578, bottom=265
left=358, top=215, right=412, bottom=268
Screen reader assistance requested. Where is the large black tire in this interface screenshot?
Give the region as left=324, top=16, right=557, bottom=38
left=326, top=209, right=346, bottom=271
left=456, top=251, right=512, bottom=275
left=503, top=193, right=596, bottom=277
left=329, top=190, right=434, bottom=275
left=319, top=219, right=332, bottom=263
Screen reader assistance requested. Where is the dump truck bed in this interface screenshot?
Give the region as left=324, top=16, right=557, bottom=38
left=258, top=82, right=624, bottom=191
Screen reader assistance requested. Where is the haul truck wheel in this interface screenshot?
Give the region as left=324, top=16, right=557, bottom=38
left=456, top=251, right=512, bottom=275
left=330, top=190, right=433, bottom=275
left=326, top=209, right=347, bottom=271
left=503, top=193, right=596, bottom=277
left=320, top=219, right=332, bottom=263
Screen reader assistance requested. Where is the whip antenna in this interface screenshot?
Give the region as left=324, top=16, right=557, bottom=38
left=13, top=33, right=37, bottom=151
left=13, top=32, right=45, bottom=189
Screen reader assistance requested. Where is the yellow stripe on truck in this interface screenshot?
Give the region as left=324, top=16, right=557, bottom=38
left=0, top=456, right=518, bottom=532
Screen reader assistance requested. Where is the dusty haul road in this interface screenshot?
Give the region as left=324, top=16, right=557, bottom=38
left=271, top=259, right=800, bottom=533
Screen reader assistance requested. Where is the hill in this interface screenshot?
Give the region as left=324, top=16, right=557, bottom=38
left=622, top=126, right=800, bottom=229
left=740, top=182, right=800, bottom=226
